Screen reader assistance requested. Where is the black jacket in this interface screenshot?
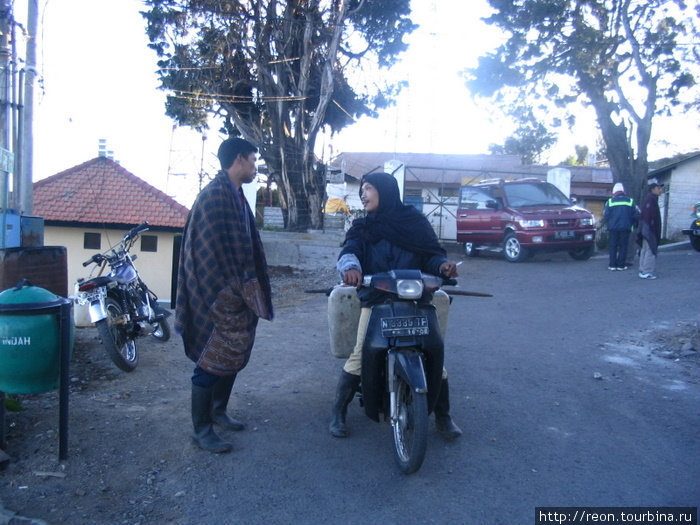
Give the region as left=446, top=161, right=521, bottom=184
left=339, top=236, right=446, bottom=306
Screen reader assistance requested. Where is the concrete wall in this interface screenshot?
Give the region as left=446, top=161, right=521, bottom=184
left=665, top=158, right=700, bottom=240
left=44, top=225, right=178, bottom=301
left=263, top=207, right=284, bottom=229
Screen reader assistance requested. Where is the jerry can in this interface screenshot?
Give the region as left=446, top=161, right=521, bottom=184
left=327, top=286, right=450, bottom=359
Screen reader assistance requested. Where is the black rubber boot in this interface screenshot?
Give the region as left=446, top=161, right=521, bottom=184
left=211, top=375, right=246, bottom=431
left=192, top=384, right=233, bottom=453
left=329, top=371, right=361, bottom=438
left=435, top=379, right=462, bottom=440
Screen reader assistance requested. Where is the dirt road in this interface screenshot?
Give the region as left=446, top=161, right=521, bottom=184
left=1, top=248, right=698, bottom=525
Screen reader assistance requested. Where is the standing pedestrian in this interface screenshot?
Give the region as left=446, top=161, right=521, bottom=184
left=637, top=178, right=664, bottom=280
left=624, top=200, right=641, bottom=268
left=603, top=182, right=638, bottom=271
left=176, top=137, right=274, bottom=453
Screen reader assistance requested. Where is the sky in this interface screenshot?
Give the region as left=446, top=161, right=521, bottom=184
left=14, top=0, right=700, bottom=208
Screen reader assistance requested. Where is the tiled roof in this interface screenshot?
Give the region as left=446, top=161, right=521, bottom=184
left=33, top=157, right=190, bottom=228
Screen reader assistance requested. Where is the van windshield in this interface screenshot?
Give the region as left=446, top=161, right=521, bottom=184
left=503, top=183, right=571, bottom=207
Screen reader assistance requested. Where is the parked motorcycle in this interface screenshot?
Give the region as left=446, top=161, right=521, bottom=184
left=75, top=222, right=171, bottom=372
left=681, top=201, right=700, bottom=252
left=352, top=269, right=456, bottom=474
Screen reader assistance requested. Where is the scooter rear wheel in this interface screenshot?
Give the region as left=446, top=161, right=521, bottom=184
left=392, top=376, right=428, bottom=474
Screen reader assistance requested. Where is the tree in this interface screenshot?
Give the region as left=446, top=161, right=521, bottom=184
left=488, top=106, right=557, bottom=164
left=465, top=0, right=700, bottom=201
left=561, top=144, right=590, bottom=166
left=142, top=0, right=416, bottom=230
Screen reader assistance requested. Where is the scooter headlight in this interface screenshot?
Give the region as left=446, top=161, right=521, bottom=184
left=396, top=279, right=424, bottom=299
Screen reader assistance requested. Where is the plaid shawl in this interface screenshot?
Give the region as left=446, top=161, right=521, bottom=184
left=175, top=172, right=273, bottom=373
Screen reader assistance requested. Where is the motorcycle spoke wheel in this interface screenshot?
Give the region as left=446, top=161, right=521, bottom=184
left=96, top=297, right=139, bottom=372
left=391, top=376, right=428, bottom=474
left=151, top=318, right=171, bottom=342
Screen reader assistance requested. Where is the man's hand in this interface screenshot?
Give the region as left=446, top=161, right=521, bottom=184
left=439, top=261, right=459, bottom=278
left=343, top=269, right=362, bottom=287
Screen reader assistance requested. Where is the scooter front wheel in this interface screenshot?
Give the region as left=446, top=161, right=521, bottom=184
left=392, top=376, right=428, bottom=474
left=96, top=297, right=139, bottom=372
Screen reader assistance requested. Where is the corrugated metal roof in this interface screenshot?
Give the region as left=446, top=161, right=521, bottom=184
left=649, top=151, right=700, bottom=175
left=330, top=152, right=612, bottom=184
left=33, top=157, right=190, bottom=228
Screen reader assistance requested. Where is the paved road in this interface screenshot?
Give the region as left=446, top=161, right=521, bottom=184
left=187, top=244, right=700, bottom=524
left=3, top=243, right=699, bottom=525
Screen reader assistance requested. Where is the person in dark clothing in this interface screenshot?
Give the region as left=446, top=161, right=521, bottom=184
left=637, top=178, right=664, bottom=279
left=176, top=138, right=273, bottom=453
left=330, top=172, right=462, bottom=440
left=603, top=182, right=638, bottom=271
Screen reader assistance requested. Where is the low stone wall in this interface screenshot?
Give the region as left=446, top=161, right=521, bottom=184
left=260, top=230, right=345, bottom=270
left=259, top=230, right=462, bottom=270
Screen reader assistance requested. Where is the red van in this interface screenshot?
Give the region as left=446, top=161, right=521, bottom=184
left=456, top=179, right=596, bottom=262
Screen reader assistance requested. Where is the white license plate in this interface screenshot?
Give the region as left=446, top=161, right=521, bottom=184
left=381, top=316, right=429, bottom=337
left=554, top=230, right=575, bottom=240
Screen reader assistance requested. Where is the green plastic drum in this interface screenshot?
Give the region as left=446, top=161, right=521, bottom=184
left=0, top=283, right=73, bottom=394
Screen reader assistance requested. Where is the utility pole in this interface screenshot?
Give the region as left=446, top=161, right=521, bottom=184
left=0, top=0, right=12, bottom=213
left=19, top=0, right=38, bottom=214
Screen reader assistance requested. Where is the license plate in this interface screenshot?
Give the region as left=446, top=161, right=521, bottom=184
left=554, top=230, right=575, bottom=240
left=381, top=316, right=429, bottom=337
left=75, top=288, right=105, bottom=305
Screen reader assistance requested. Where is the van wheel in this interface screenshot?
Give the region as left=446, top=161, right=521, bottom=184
left=689, top=235, right=700, bottom=252
left=569, top=246, right=594, bottom=260
left=504, top=233, right=527, bottom=262
left=464, top=243, right=479, bottom=257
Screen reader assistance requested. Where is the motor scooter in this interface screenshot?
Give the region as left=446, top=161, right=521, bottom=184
left=681, top=201, right=700, bottom=252
left=326, top=269, right=455, bottom=474
left=320, top=269, right=492, bottom=474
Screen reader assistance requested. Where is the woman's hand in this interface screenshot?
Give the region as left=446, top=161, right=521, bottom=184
left=439, top=261, right=459, bottom=278
left=343, top=268, right=363, bottom=287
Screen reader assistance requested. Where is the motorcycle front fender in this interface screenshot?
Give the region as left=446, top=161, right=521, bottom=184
left=88, top=300, right=107, bottom=322
left=153, top=304, right=172, bottom=318
left=391, top=350, right=428, bottom=394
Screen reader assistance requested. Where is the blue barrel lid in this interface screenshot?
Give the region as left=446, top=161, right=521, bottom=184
left=0, top=279, right=70, bottom=312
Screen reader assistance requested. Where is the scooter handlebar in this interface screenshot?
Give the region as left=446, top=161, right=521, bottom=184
left=360, top=272, right=457, bottom=288
left=442, top=277, right=458, bottom=287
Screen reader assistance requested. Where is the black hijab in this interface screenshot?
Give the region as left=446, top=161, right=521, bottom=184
left=341, top=172, right=446, bottom=258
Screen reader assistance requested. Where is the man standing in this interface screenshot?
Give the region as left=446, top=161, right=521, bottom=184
left=176, top=138, right=273, bottom=453
left=603, top=182, right=638, bottom=271
left=638, top=178, right=664, bottom=280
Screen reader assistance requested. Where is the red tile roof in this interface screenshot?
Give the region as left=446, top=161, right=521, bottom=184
left=33, top=157, right=190, bottom=228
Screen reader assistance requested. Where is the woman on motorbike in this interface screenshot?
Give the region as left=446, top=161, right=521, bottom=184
left=329, top=172, right=462, bottom=440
